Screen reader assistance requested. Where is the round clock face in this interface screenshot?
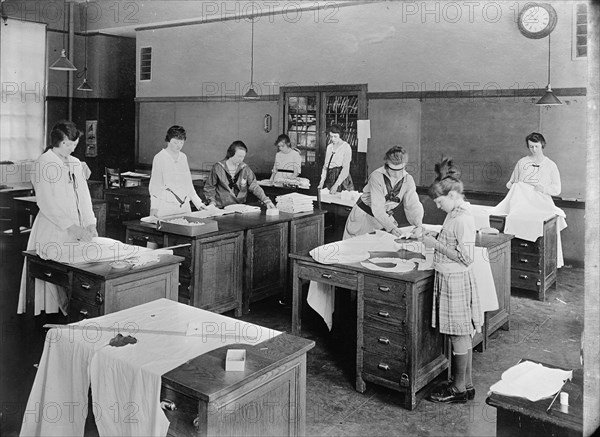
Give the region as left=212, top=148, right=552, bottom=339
left=518, top=3, right=558, bottom=39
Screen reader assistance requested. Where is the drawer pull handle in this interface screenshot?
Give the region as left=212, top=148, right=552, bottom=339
left=519, top=243, right=529, bottom=247
left=160, top=400, right=176, bottom=411
left=136, top=200, right=142, bottom=203
left=81, top=283, right=91, bottom=289
left=377, top=363, right=390, bottom=371
left=321, top=273, right=332, bottom=279
left=95, top=292, right=104, bottom=305
left=402, top=346, right=407, bottom=351
left=519, top=258, right=529, bottom=263
left=378, top=337, right=390, bottom=345
left=378, top=311, right=390, bottom=318
left=44, top=272, right=52, bottom=278
left=519, top=274, right=528, bottom=279
left=79, top=309, right=88, bottom=316
left=193, top=416, right=200, bottom=431
left=378, top=286, right=390, bottom=292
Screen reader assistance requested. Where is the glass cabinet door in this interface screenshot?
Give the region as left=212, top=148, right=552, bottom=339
left=283, top=93, right=320, bottom=179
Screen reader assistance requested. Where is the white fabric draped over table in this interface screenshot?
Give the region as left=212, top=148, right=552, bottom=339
left=20, top=299, right=281, bottom=437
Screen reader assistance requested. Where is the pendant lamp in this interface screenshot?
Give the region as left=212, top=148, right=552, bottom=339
left=77, top=1, right=93, bottom=91
left=536, top=33, right=562, bottom=106
left=243, top=16, right=259, bottom=100
left=50, top=0, right=77, bottom=71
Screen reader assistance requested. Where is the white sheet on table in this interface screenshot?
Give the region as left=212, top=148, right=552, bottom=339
left=489, top=360, right=572, bottom=402
left=20, top=299, right=281, bottom=437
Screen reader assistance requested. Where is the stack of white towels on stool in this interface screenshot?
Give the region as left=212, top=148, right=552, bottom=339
left=275, top=193, right=314, bottom=213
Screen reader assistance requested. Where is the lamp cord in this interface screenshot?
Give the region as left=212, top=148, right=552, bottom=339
left=249, top=16, right=254, bottom=86
left=547, top=33, right=551, bottom=87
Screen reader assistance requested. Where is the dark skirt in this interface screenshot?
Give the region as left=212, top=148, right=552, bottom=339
left=325, top=166, right=354, bottom=193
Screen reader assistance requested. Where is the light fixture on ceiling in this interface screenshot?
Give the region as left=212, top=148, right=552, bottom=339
left=77, top=1, right=92, bottom=91
left=243, top=16, right=259, bottom=100
left=50, top=0, right=77, bottom=71
left=536, top=33, right=562, bottom=106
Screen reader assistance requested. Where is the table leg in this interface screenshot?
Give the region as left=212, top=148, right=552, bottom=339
left=355, top=274, right=365, bottom=392
left=26, top=257, right=34, bottom=316
left=291, top=261, right=302, bottom=336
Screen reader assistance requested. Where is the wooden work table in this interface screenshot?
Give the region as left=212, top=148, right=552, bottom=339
left=125, top=209, right=325, bottom=316
left=289, top=232, right=513, bottom=409
left=22, top=250, right=183, bottom=321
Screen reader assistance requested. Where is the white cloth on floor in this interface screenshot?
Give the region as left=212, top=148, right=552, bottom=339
left=489, top=360, right=572, bottom=402
left=20, top=299, right=281, bottom=437
left=490, top=182, right=566, bottom=267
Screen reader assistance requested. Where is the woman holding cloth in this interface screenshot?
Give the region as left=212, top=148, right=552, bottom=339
left=204, top=140, right=275, bottom=208
left=317, top=124, right=354, bottom=194
left=149, top=125, right=206, bottom=217
left=18, top=121, right=97, bottom=315
left=343, top=146, right=423, bottom=239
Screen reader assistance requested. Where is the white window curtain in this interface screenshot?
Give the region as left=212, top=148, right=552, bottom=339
left=0, top=20, right=46, bottom=163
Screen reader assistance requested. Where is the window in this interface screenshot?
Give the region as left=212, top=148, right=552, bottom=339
left=573, top=3, right=587, bottom=59
left=140, top=47, right=152, bottom=81
left=0, top=20, right=46, bottom=163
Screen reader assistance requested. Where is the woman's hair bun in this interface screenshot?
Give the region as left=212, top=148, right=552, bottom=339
left=434, top=157, right=460, bottom=181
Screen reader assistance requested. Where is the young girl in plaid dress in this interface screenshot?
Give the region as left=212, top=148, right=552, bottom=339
left=424, top=158, right=482, bottom=404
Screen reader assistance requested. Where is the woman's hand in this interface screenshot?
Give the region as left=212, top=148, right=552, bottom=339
left=67, top=225, right=92, bottom=242
left=86, top=224, right=98, bottom=239
left=390, top=228, right=404, bottom=238
left=409, top=226, right=424, bottom=238
left=330, top=183, right=339, bottom=194
left=265, top=199, right=276, bottom=209
left=421, top=233, right=438, bottom=249
left=149, top=208, right=158, bottom=217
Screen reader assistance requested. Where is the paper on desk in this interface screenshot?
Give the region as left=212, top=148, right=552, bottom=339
left=223, top=204, right=261, bottom=214
left=489, top=360, right=572, bottom=402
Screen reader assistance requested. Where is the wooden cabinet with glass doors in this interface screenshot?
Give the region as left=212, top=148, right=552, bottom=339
left=279, top=85, right=368, bottom=189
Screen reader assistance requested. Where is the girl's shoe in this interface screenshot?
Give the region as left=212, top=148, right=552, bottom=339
left=428, top=385, right=467, bottom=404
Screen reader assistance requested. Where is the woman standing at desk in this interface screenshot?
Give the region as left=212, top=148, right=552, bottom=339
left=18, top=121, right=97, bottom=315
left=506, top=132, right=561, bottom=196
left=269, top=134, right=302, bottom=184
left=317, top=124, right=354, bottom=194
left=149, top=125, right=206, bottom=217
left=204, top=141, right=275, bottom=208
left=343, top=146, right=423, bottom=239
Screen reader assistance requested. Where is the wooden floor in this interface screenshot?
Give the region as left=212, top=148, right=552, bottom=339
left=0, top=235, right=587, bottom=436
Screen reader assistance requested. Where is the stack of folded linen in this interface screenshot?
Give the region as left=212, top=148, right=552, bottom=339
left=275, top=192, right=314, bottom=213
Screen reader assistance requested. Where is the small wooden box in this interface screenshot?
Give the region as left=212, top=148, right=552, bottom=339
left=157, top=216, right=218, bottom=237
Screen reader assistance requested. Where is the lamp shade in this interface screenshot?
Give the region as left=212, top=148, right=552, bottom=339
left=536, top=85, right=562, bottom=106
left=77, top=78, right=93, bottom=92
left=243, top=87, right=259, bottom=100
left=50, top=49, right=77, bottom=71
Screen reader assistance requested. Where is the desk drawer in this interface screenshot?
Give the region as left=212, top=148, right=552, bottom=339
left=511, top=268, right=541, bottom=291
left=68, top=298, right=102, bottom=322
left=298, top=264, right=357, bottom=288
left=363, top=351, right=407, bottom=383
left=160, top=384, right=199, bottom=437
left=363, top=325, right=406, bottom=357
left=364, top=275, right=407, bottom=305
left=127, top=229, right=163, bottom=248
left=511, top=252, right=541, bottom=272
left=363, top=300, right=406, bottom=328
left=72, top=273, right=104, bottom=305
left=29, top=259, right=70, bottom=288
left=512, top=238, right=541, bottom=254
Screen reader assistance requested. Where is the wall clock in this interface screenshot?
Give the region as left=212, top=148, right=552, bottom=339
left=517, top=3, right=558, bottom=39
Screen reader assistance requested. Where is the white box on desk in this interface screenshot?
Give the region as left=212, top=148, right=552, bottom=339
left=157, top=216, right=219, bottom=237
left=225, top=349, right=246, bottom=371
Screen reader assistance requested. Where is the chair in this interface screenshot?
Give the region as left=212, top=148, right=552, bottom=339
left=104, top=167, right=122, bottom=189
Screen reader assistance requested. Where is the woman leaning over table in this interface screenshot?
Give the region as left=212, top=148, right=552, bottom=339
left=18, top=121, right=97, bottom=315
left=204, top=140, right=275, bottom=209
left=149, top=125, right=206, bottom=217
left=343, top=146, right=424, bottom=240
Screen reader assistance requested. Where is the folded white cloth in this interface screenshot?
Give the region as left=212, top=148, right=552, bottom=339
left=489, top=360, right=572, bottom=402
left=307, top=281, right=335, bottom=331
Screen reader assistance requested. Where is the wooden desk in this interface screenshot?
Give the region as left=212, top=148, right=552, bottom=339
left=486, top=362, right=583, bottom=437
left=125, top=210, right=325, bottom=316
left=22, top=250, right=182, bottom=321
left=489, top=214, right=558, bottom=301
left=13, top=196, right=107, bottom=237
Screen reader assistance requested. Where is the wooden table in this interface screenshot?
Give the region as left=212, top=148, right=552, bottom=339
left=22, top=250, right=182, bottom=321
left=125, top=209, right=325, bottom=316
left=486, top=361, right=583, bottom=437
left=289, top=233, right=513, bottom=409
left=13, top=196, right=107, bottom=237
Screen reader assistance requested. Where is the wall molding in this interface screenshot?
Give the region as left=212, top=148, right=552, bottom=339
left=368, top=87, right=587, bottom=101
